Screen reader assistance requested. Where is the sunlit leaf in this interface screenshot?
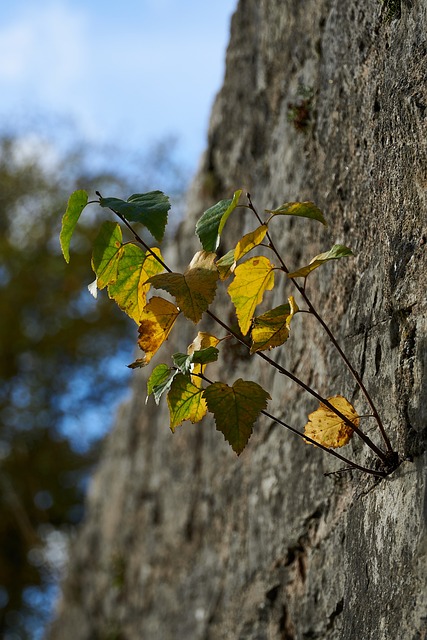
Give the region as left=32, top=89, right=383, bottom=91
left=187, top=331, right=220, bottom=354
left=172, top=347, right=219, bottom=375
left=167, top=373, right=207, bottom=431
left=99, top=190, right=170, bottom=242
left=250, top=296, right=299, bottom=353
left=147, top=364, right=176, bottom=404
left=216, top=249, right=236, bottom=280
left=304, top=395, right=359, bottom=448
left=91, top=221, right=123, bottom=289
left=148, top=251, right=218, bottom=323
left=137, top=296, right=180, bottom=365
left=287, top=245, right=353, bottom=278
left=203, top=379, right=270, bottom=454
left=234, top=224, right=268, bottom=262
left=227, top=256, right=275, bottom=335
left=218, top=189, right=242, bottom=235
left=187, top=331, right=221, bottom=388
left=107, top=245, right=163, bottom=323
left=60, top=190, right=88, bottom=263
left=266, top=201, right=327, bottom=225
left=195, top=189, right=242, bottom=251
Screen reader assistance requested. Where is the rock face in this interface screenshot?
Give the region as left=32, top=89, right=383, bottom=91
left=49, top=1, right=427, bottom=639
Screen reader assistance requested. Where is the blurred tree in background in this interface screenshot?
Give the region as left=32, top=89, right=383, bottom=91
left=0, top=123, right=188, bottom=639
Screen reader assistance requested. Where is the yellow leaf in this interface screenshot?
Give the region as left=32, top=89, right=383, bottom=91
left=304, top=395, right=359, bottom=448
left=187, top=331, right=220, bottom=355
left=227, top=256, right=275, bottom=335
left=148, top=250, right=218, bottom=323
left=137, top=296, right=180, bottom=365
left=250, top=296, right=299, bottom=353
left=108, top=245, right=164, bottom=323
left=187, top=331, right=220, bottom=387
left=234, top=224, right=268, bottom=262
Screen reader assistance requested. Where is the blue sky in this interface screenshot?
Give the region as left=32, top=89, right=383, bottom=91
left=0, top=0, right=237, bottom=171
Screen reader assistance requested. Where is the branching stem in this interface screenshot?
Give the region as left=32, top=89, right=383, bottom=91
left=104, top=197, right=394, bottom=474
left=246, top=194, right=393, bottom=454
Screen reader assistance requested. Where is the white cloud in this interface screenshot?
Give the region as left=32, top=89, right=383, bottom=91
left=0, top=2, right=88, bottom=96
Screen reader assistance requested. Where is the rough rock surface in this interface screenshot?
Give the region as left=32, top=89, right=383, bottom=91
left=49, top=1, right=427, bottom=638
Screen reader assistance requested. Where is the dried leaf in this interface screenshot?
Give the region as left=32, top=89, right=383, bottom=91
left=137, top=296, right=180, bottom=365
left=304, top=395, right=359, bottom=448
left=250, top=296, right=299, bottom=353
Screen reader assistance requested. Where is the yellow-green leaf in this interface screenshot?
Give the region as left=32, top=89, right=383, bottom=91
left=148, top=251, right=218, bottom=323
left=147, top=364, right=176, bottom=405
left=91, top=221, right=123, bottom=289
left=137, top=296, right=180, bottom=365
left=266, top=201, right=327, bottom=225
left=227, top=256, right=275, bottom=335
left=203, top=379, right=271, bottom=455
left=60, top=190, right=88, bottom=263
left=216, top=249, right=236, bottom=281
left=234, top=224, right=268, bottom=262
left=167, top=373, right=207, bottom=431
left=304, top=395, right=359, bottom=448
left=287, top=244, right=353, bottom=278
left=108, top=245, right=164, bottom=323
left=250, top=296, right=299, bottom=353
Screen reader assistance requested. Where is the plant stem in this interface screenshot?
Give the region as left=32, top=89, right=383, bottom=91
left=260, top=410, right=387, bottom=478
left=197, top=371, right=386, bottom=478
left=111, top=204, right=391, bottom=470
left=246, top=194, right=392, bottom=453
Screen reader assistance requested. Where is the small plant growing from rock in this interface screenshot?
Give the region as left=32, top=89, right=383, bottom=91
left=287, top=85, right=313, bottom=133
left=60, top=189, right=399, bottom=477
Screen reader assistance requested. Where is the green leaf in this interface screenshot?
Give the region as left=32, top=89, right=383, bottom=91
left=148, top=251, right=218, bottom=323
left=99, top=190, right=170, bottom=242
left=266, top=201, right=327, bottom=226
left=91, top=221, right=123, bottom=289
left=167, top=373, right=207, bottom=431
left=172, top=347, right=219, bottom=375
left=60, top=190, right=88, bottom=263
left=107, top=244, right=164, bottom=323
left=227, top=256, right=275, bottom=335
left=195, top=189, right=242, bottom=251
left=216, top=249, right=236, bottom=281
left=203, top=379, right=271, bottom=455
left=287, top=244, right=353, bottom=278
left=147, top=364, right=176, bottom=405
